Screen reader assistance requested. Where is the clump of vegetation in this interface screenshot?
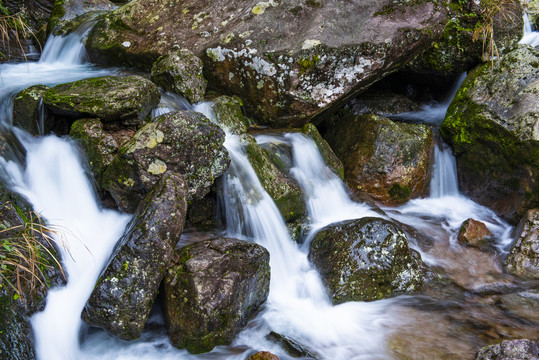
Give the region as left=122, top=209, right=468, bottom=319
left=473, top=0, right=519, bottom=67
left=0, top=209, right=64, bottom=300
left=0, top=2, right=41, bottom=61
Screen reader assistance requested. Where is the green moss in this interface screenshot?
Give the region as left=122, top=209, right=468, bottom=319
left=47, top=0, right=66, bottom=35
left=389, top=183, right=411, bottom=202
left=297, top=54, right=320, bottom=74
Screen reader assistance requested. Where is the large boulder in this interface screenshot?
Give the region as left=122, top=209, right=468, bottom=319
left=102, top=110, right=229, bottom=212
left=43, top=75, right=160, bottom=126
left=85, top=0, right=450, bottom=126
left=506, top=209, right=539, bottom=279
left=441, top=46, right=539, bottom=222
left=474, top=339, right=539, bottom=360
left=211, top=95, right=248, bottom=134
left=243, top=134, right=305, bottom=222
left=457, top=218, right=492, bottom=248
left=325, top=113, right=433, bottom=205
left=47, top=0, right=116, bottom=35
left=163, top=237, right=270, bottom=354
left=82, top=172, right=188, bottom=340
left=13, top=85, right=50, bottom=135
left=308, top=217, right=423, bottom=304
left=409, top=0, right=523, bottom=75
left=151, top=49, right=207, bottom=104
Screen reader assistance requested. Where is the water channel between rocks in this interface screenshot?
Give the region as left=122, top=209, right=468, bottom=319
left=0, top=19, right=537, bottom=360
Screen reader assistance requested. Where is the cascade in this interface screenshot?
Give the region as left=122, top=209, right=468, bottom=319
left=0, top=14, right=535, bottom=360
left=519, top=13, right=539, bottom=46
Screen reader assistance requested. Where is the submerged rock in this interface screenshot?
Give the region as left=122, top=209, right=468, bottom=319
left=441, top=46, right=539, bottom=222
left=13, top=85, right=50, bottom=135
left=474, top=339, right=539, bottom=360
left=457, top=218, right=492, bottom=248
left=151, top=49, right=207, bottom=104
left=309, top=217, right=423, bottom=304
left=506, top=209, right=539, bottom=279
left=82, top=172, right=187, bottom=340
left=244, top=134, right=305, bottom=222
left=248, top=351, right=279, bottom=360
left=43, top=75, right=160, bottom=125
left=325, top=113, right=433, bottom=205
left=85, top=0, right=448, bottom=126
left=267, top=331, right=318, bottom=359
left=102, top=110, right=229, bottom=212
left=163, top=237, right=270, bottom=354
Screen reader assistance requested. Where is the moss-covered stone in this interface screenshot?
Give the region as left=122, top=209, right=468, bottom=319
left=163, top=237, right=270, bottom=354
left=102, top=110, right=229, bottom=212
left=474, top=339, right=539, bottom=360
left=301, top=123, right=344, bottom=179
left=243, top=134, right=305, bottom=222
left=151, top=49, right=207, bottom=104
left=325, top=113, right=433, bottom=205
left=212, top=95, right=248, bottom=134
left=82, top=172, right=187, bottom=340
left=440, top=46, right=539, bottom=222
left=43, top=75, right=160, bottom=125
left=70, top=118, right=119, bottom=184
left=13, top=85, right=50, bottom=135
left=309, top=217, right=423, bottom=304
left=506, top=209, right=539, bottom=279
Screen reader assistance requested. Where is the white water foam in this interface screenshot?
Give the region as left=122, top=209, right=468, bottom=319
left=519, top=13, right=539, bottom=47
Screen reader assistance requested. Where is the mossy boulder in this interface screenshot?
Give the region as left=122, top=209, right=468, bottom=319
left=43, top=75, right=160, bottom=125
left=409, top=0, right=523, bottom=75
left=301, top=123, right=344, bottom=179
left=243, top=134, right=305, bottom=222
left=85, top=0, right=448, bottom=127
left=506, top=209, right=539, bottom=279
left=102, top=110, right=229, bottom=212
left=82, top=172, right=187, bottom=340
left=440, top=45, right=539, bottom=222
left=308, top=217, right=423, bottom=304
left=325, top=113, right=433, bottom=205
left=47, top=0, right=116, bottom=35
left=211, top=95, right=248, bottom=134
left=0, top=288, right=35, bottom=360
left=13, top=85, right=50, bottom=135
left=70, top=118, right=119, bottom=184
left=474, top=339, right=539, bottom=360
left=151, top=49, right=207, bottom=104
left=163, top=237, right=270, bottom=354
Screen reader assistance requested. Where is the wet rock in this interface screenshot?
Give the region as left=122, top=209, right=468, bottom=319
left=441, top=46, right=539, bottom=222
left=47, top=0, right=116, bottom=35
left=70, top=118, right=119, bottom=184
left=301, top=123, right=344, bottom=179
left=309, top=217, right=423, bottom=304
left=267, top=332, right=318, bottom=359
left=498, top=290, right=539, bottom=323
left=0, top=128, right=26, bottom=164
left=52, top=10, right=110, bottom=36
left=102, top=110, right=229, bottom=212
left=506, top=209, right=539, bottom=279
left=82, top=172, right=187, bottom=340
left=325, top=113, right=433, bottom=205
left=457, top=218, right=492, bottom=248
left=211, top=95, right=248, bottom=134
left=409, top=0, right=523, bottom=75
left=85, top=0, right=449, bottom=126
left=163, top=237, right=270, bottom=354
left=244, top=134, right=305, bottom=222
left=151, top=49, right=206, bottom=104
left=13, top=85, right=50, bottom=135
left=43, top=75, right=160, bottom=126
left=0, top=288, right=35, bottom=360
left=474, top=339, right=539, bottom=360
left=186, top=195, right=218, bottom=227
left=248, top=351, right=279, bottom=360
left=345, top=90, right=421, bottom=117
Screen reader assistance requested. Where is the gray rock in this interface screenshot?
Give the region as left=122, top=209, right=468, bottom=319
left=82, top=172, right=188, bottom=340
left=506, top=209, right=539, bottom=279
left=13, top=85, right=50, bottom=135
left=101, top=110, right=229, bottom=212
left=163, top=237, right=270, bottom=354
left=475, top=339, right=539, bottom=360
left=325, top=113, right=433, bottom=205
left=211, top=95, right=248, bottom=134
left=151, top=49, right=207, bottom=104
left=309, top=217, right=423, bottom=304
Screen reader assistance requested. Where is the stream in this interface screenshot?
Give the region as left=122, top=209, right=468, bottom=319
left=0, top=16, right=537, bottom=360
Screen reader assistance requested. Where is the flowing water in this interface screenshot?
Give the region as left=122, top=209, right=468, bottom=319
left=0, top=19, right=537, bottom=360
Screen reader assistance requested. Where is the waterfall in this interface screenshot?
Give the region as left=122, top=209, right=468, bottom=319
left=429, top=140, right=459, bottom=198
left=519, top=13, right=539, bottom=46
